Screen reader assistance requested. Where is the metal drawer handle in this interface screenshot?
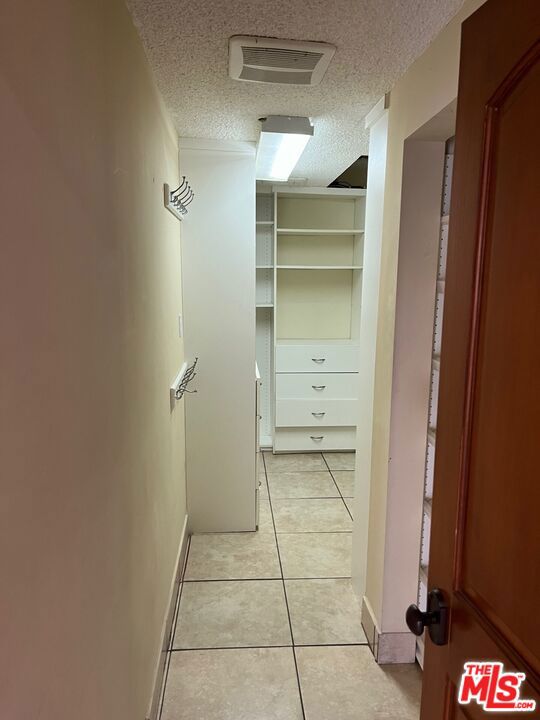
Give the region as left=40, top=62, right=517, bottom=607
left=312, top=357, right=326, bottom=363
left=310, top=435, right=324, bottom=441
left=311, top=412, right=326, bottom=417
left=312, top=385, right=326, bottom=390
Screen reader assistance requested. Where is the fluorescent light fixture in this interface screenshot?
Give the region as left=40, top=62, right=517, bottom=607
left=256, top=115, right=314, bottom=181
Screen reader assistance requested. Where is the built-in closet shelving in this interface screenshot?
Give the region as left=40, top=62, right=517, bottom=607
left=256, top=186, right=366, bottom=453
left=416, top=140, right=454, bottom=668
left=256, top=193, right=275, bottom=447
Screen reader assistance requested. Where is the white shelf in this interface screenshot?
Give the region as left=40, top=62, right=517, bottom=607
left=277, top=265, right=362, bottom=270
left=256, top=265, right=274, bottom=270
left=256, top=303, right=274, bottom=309
left=262, top=186, right=365, bottom=451
left=277, top=228, right=364, bottom=235
left=256, top=221, right=274, bottom=226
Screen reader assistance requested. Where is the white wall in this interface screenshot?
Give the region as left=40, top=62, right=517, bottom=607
left=381, top=140, right=445, bottom=633
left=0, top=0, right=187, bottom=717
left=351, top=102, right=389, bottom=599
left=180, top=140, right=257, bottom=532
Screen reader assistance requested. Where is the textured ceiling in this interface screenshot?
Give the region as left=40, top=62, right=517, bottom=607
left=126, top=0, right=464, bottom=185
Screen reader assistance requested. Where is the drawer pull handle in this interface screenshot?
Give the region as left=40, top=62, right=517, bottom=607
left=312, top=357, right=326, bottom=363
left=312, top=385, right=326, bottom=390
left=310, top=435, right=324, bottom=441
left=312, top=412, right=326, bottom=417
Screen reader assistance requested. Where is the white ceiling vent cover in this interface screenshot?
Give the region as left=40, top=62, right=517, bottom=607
left=229, top=36, right=336, bottom=86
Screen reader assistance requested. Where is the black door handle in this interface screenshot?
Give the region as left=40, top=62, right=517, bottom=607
left=406, top=588, right=448, bottom=646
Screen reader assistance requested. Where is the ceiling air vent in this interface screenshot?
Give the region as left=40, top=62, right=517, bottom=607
left=229, top=36, right=336, bottom=86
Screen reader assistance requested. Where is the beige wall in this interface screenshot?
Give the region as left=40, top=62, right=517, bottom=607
left=363, top=0, right=485, bottom=630
left=0, top=1, right=187, bottom=718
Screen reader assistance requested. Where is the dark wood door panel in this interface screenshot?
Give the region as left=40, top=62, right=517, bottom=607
left=444, top=680, right=483, bottom=720
left=421, top=1, right=540, bottom=717
left=449, top=595, right=540, bottom=699
left=458, top=47, right=540, bottom=675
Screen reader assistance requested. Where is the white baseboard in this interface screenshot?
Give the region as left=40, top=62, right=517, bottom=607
left=361, top=595, right=380, bottom=655
left=146, top=514, right=189, bottom=720
left=377, top=631, right=416, bottom=664
left=361, top=595, right=416, bottom=664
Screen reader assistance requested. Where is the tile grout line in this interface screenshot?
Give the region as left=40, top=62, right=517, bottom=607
left=276, top=530, right=353, bottom=534
left=269, top=495, right=343, bottom=500
left=262, top=454, right=333, bottom=474
left=322, top=455, right=354, bottom=522
left=169, top=641, right=369, bottom=653
left=263, top=451, right=308, bottom=720
left=182, top=575, right=352, bottom=582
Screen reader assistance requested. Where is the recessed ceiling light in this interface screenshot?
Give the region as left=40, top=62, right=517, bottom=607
left=256, top=116, right=314, bottom=182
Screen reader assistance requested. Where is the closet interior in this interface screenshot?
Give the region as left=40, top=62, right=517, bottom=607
left=256, top=186, right=366, bottom=453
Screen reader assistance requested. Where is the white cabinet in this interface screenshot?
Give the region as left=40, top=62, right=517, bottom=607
left=258, top=186, right=366, bottom=452
left=274, top=427, right=357, bottom=452
left=275, top=344, right=360, bottom=374
left=276, top=373, right=359, bottom=400
left=276, top=398, right=358, bottom=427
left=182, top=141, right=256, bottom=531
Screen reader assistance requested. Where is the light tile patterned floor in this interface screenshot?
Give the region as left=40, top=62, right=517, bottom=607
left=267, top=470, right=338, bottom=499
left=173, top=580, right=291, bottom=649
left=332, top=470, right=355, bottom=497
left=278, top=531, right=353, bottom=578
left=160, top=451, right=421, bottom=720
left=272, top=497, right=353, bottom=533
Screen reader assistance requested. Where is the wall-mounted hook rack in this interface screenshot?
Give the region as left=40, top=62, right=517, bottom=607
left=170, top=358, right=198, bottom=409
left=164, top=177, right=194, bottom=220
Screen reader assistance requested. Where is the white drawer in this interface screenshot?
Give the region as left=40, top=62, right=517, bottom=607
left=276, top=344, right=360, bottom=373
left=276, top=373, right=359, bottom=400
left=276, top=399, right=358, bottom=427
left=274, top=427, right=357, bottom=452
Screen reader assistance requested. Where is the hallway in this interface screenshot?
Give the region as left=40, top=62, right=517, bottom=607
left=160, top=453, right=421, bottom=720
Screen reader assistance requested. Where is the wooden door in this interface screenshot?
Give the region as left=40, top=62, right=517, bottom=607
left=421, top=1, right=540, bottom=717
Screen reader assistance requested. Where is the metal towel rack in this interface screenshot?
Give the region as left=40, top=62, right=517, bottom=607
left=164, top=176, right=194, bottom=220
left=170, top=357, right=198, bottom=409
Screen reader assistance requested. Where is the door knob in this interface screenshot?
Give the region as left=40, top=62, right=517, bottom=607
left=406, top=588, right=448, bottom=646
